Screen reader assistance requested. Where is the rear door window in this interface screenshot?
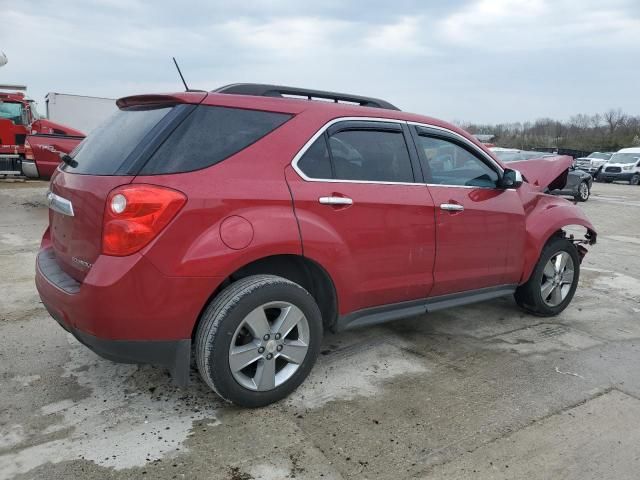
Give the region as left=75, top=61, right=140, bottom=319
left=327, top=128, right=414, bottom=183
left=140, top=106, right=292, bottom=175
left=63, top=106, right=173, bottom=175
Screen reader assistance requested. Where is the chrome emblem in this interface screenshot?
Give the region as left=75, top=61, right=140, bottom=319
left=72, top=257, right=92, bottom=270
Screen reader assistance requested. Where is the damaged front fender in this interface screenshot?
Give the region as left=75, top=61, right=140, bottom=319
left=520, top=193, right=596, bottom=284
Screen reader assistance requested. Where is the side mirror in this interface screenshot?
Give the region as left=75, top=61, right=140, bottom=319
left=21, top=105, right=31, bottom=126
left=500, top=168, right=524, bottom=189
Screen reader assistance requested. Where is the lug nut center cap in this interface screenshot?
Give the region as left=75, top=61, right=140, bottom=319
left=265, top=340, right=277, bottom=354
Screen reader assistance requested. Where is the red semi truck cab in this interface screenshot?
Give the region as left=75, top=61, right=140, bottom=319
left=0, top=90, right=84, bottom=179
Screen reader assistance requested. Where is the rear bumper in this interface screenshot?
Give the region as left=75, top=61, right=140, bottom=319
left=36, top=246, right=222, bottom=384
left=47, top=303, right=191, bottom=385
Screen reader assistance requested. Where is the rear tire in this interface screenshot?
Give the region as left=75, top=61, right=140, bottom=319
left=515, top=236, right=580, bottom=317
left=195, top=275, right=322, bottom=407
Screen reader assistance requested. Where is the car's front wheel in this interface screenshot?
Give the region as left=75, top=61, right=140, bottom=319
left=195, top=275, right=322, bottom=407
left=630, top=174, right=640, bottom=186
left=515, top=236, right=580, bottom=316
left=574, top=181, right=590, bottom=202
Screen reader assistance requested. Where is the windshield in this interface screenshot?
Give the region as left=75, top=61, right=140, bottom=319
left=0, top=101, right=24, bottom=124
left=609, top=153, right=640, bottom=164
left=587, top=152, right=612, bottom=160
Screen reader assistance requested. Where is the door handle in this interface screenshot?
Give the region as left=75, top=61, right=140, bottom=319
left=319, top=196, right=353, bottom=206
left=440, top=203, right=464, bottom=212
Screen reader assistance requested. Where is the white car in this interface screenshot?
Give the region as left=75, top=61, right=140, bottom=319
left=597, top=147, right=640, bottom=185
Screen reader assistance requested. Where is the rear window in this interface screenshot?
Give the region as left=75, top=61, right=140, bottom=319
left=63, top=106, right=172, bottom=175
left=140, top=106, right=292, bottom=175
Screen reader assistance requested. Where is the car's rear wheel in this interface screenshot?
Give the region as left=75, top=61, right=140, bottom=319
left=575, top=181, right=590, bottom=202
left=515, top=236, right=580, bottom=317
left=630, top=174, right=640, bottom=186
left=195, top=275, right=322, bottom=407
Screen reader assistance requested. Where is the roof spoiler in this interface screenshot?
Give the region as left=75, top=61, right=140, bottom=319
left=213, top=83, right=400, bottom=111
left=116, top=93, right=206, bottom=109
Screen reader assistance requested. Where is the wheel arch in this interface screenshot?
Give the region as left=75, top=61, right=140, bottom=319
left=191, top=254, right=339, bottom=338
left=521, top=198, right=596, bottom=284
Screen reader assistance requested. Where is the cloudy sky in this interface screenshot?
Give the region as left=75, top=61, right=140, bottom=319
left=2, top=0, right=639, bottom=123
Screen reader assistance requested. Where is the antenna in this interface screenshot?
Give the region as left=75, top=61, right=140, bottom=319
left=172, top=57, right=189, bottom=91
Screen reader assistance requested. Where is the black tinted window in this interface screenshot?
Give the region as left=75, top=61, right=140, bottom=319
left=297, top=136, right=332, bottom=179
left=328, top=130, right=414, bottom=182
left=141, top=106, right=292, bottom=174
left=63, top=106, right=172, bottom=175
left=417, top=136, right=498, bottom=187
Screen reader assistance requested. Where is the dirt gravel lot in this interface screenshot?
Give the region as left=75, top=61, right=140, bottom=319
left=1, top=179, right=639, bottom=480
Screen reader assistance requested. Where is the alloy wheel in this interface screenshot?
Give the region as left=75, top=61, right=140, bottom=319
left=540, top=251, right=575, bottom=307
left=579, top=182, right=589, bottom=200
left=228, top=301, right=310, bottom=391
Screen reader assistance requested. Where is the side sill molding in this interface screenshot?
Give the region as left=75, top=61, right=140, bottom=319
left=425, top=285, right=516, bottom=313
left=336, top=285, right=517, bottom=331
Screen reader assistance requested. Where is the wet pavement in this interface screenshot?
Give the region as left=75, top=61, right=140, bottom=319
left=1, top=179, right=639, bottom=479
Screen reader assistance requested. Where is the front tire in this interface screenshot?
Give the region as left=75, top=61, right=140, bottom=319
left=574, top=181, right=590, bottom=202
left=195, top=275, right=322, bottom=407
left=630, top=174, right=640, bottom=186
left=515, top=236, right=580, bottom=317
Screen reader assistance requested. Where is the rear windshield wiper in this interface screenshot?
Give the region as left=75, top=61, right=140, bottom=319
left=60, top=153, right=78, bottom=168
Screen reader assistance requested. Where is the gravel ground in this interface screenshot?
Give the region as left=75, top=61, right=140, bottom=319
left=1, top=178, right=639, bottom=480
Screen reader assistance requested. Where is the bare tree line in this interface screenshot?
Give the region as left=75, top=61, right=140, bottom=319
left=459, top=109, right=640, bottom=152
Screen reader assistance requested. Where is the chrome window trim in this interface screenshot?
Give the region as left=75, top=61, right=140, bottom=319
left=291, top=116, right=506, bottom=187
left=426, top=183, right=494, bottom=190
left=290, top=116, right=424, bottom=186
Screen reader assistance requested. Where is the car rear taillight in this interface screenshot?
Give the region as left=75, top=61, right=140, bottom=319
left=24, top=140, right=34, bottom=161
left=102, top=184, right=186, bottom=256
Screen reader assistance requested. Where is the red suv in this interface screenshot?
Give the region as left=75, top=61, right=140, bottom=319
left=36, top=84, right=596, bottom=407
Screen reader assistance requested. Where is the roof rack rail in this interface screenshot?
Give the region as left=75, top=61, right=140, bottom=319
left=212, top=83, right=400, bottom=111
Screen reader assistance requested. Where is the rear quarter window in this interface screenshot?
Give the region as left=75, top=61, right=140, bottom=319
left=140, top=106, right=292, bottom=175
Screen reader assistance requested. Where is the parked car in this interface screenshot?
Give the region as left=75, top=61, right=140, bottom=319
left=491, top=148, right=592, bottom=201
left=574, top=151, right=613, bottom=177
left=597, top=147, right=640, bottom=185
left=36, top=84, right=596, bottom=407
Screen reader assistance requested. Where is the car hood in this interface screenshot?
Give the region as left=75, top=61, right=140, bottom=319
left=507, top=155, right=573, bottom=191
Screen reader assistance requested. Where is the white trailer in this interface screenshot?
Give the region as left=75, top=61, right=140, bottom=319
left=45, top=92, right=117, bottom=135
